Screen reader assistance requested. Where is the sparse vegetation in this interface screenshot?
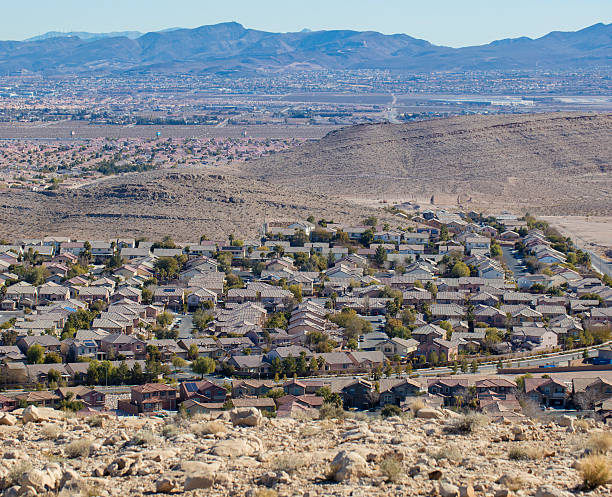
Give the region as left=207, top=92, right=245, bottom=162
left=270, top=454, right=304, bottom=474
left=379, top=454, right=402, bottom=482
left=580, top=455, right=611, bottom=489
left=65, top=438, right=93, bottom=458
left=586, top=431, right=612, bottom=455
left=508, top=444, right=544, bottom=460
left=319, top=403, right=345, bottom=420
left=445, top=412, right=489, bottom=434
left=41, top=423, right=61, bottom=440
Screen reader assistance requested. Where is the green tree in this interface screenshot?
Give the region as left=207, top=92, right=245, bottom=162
left=187, top=344, right=199, bottom=361
left=375, top=245, right=387, bottom=266
left=470, top=359, right=479, bottom=373
left=288, top=284, right=303, bottom=303
left=192, top=357, right=216, bottom=378
left=26, top=344, right=45, bottom=364
left=44, top=352, right=62, bottom=364
left=154, top=257, right=179, bottom=279
left=451, top=261, right=470, bottom=278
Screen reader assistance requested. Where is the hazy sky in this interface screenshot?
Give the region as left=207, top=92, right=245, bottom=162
left=3, top=0, right=612, bottom=47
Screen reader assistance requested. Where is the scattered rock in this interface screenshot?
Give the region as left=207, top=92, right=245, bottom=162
left=0, top=413, right=17, bottom=426
left=156, top=477, right=176, bottom=493
left=428, top=470, right=443, bottom=480
left=330, top=450, right=368, bottom=482
left=416, top=408, right=444, bottom=420
left=439, top=482, right=460, bottom=497
left=535, top=485, right=573, bottom=497
left=230, top=407, right=263, bottom=427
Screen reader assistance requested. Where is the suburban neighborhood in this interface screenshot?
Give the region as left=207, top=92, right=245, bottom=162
left=0, top=209, right=611, bottom=423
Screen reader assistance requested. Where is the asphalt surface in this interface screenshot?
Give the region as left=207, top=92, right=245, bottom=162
left=177, top=314, right=194, bottom=338
left=501, top=245, right=528, bottom=279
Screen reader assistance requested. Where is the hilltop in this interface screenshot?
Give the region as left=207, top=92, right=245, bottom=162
left=2, top=22, right=612, bottom=74
left=241, top=112, right=612, bottom=215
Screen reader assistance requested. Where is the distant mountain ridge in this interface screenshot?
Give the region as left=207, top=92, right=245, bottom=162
left=4, top=21, right=612, bottom=75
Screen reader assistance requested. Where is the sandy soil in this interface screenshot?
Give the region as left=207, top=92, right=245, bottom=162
left=542, top=215, right=612, bottom=258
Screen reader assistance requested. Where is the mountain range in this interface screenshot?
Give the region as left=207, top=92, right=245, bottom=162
left=2, top=21, right=612, bottom=75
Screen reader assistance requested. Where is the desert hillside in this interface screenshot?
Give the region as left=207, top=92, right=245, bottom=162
left=2, top=112, right=612, bottom=240
left=242, top=112, right=612, bottom=214
left=0, top=405, right=609, bottom=496
left=0, top=171, right=389, bottom=241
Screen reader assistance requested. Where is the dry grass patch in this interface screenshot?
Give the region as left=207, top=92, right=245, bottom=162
left=270, top=454, right=304, bottom=474
left=254, top=490, right=278, bottom=497
left=5, top=461, right=32, bottom=488
left=130, top=429, right=158, bottom=447
left=445, top=412, right=489, bottom=434
left=587, top=431, right=612, bottom=455
left=580, top=455, right=611, bottom=489
left=409, top=398, right=425, bottom=415
left=190, top=420, right=226, bottom=436
left=380, top=455, right=402, bottom=482
left=431, top=446, right=462, bottom=463
left=508, top=444, right=544, bottom=461
left=65, top=438, right=93, bottom=458
left=41, top=423, right=61, bottom=440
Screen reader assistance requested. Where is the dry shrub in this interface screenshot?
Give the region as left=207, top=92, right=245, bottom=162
left=445, top=412, right=489, bottom=434
left=254, top=490, right=278, bottom=497
left=191, top=420, right=226, bottom=436
left=508, top=444, right=544, bottom=461
left=41, top=423, right=61, bottom=440
left=431, top=446, right=462, bottom=463
left=409, top=398, right=425, bottom=414
left=65, top=438, right=93, bottom=458
left=86, top=415, right=103, bottom=428
left=380, top=455, right=402, bottom=482
left=319, top=403, right=345, bottom=420
left=162, top=423, right=180, bottom=438
left=131, top=429, right=157, bottom=447
left=270, top=454, right=304, bottom=474
left=574, top=418, right=590, bottom=432
left=580, top=455, right=611, bottom=489
left=5, top=461, right=32, bottom=488
left=587, top=431, right=612, bottom=455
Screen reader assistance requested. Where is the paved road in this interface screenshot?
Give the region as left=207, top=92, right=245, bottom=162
left=0, top=311, right=23, bottom=326
left=502, top=245, right=528, bottom=280
left=587, top=250, right=612, bottom=279
left=177, top=314, right=194, bottom=338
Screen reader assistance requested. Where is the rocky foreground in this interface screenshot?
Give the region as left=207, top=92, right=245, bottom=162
left=0, top=405, right=610, bottom=497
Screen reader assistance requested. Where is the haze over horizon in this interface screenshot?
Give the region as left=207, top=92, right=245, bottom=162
left=3, top=0, right=612, bottom=48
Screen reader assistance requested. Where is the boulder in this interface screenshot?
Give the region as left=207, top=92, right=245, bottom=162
left=535, top=485, right=573, bottom=497
left=557, top=415, right=573, bottom=428
left=230, top=407, right=263, bottom=427
left=439, top=482, right=460, bottom=497
left=330, top=450, right=368, bottom=482
left=459, top=484, right=476, bottom=497
left=184, top=465, right=216, bottom=492
left=416, top=408, right=444, bottom=420
left=210, top=438, right=263, bottom=457
left=156, top=477, right=176, bottom=493
left=0, top=413, right=17, bottom=426
left=19, top=466, right=59, bottom=493
left=22, top=406, right=42, bottom=424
